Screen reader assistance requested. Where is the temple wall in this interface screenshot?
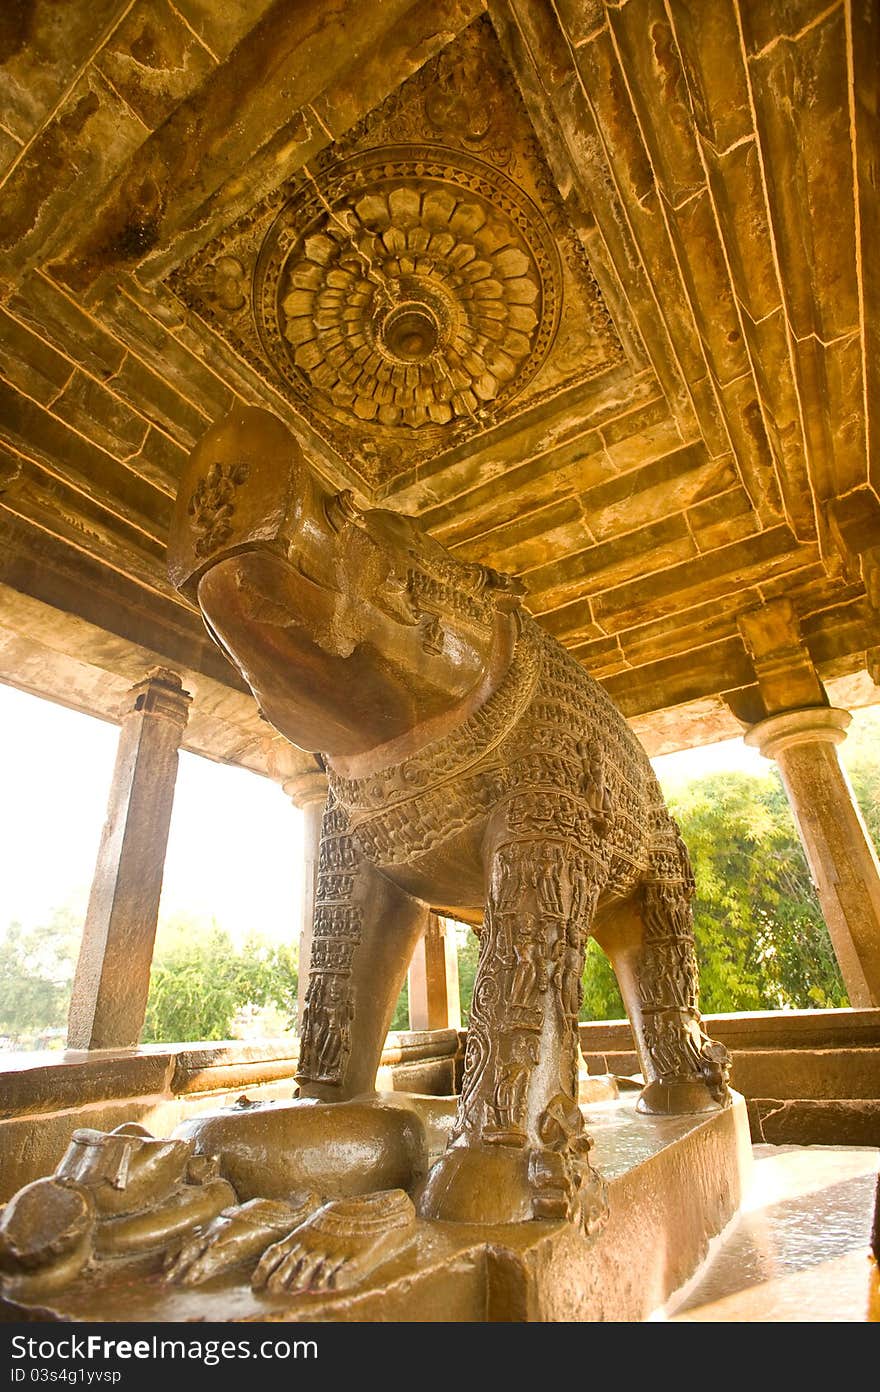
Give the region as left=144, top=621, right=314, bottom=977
left=581, top=1008, right=880, bottom=1146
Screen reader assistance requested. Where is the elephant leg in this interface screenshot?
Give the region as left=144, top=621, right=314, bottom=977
left=593, top=833, right=731, bottom=1116
left=591, top=894, right=667, bottom=1091
left=419, top=830, right=607, bottom=1232
left=298, top=792, right=430, bottom=1101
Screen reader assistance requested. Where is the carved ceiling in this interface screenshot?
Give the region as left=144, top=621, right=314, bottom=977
left=0, top=0, right=878, bottom=770
left=171, top=20, right=622, bottom=487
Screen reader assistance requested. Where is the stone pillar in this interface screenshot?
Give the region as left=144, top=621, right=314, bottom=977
left=282, top=768, right=328, bottom=1029
left=407, top=914, right=461, bottom=1031
left=745, top=707, right=880, bottom=1008
left=67, top=669, right=192, bottom=1050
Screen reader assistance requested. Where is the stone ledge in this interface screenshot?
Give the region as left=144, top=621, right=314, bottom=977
left=0, top=1031, right=460, bottom=1120
left=749, top=1098, right=880, bottom=1147
left=579, top=1007, right=880, bottom=1054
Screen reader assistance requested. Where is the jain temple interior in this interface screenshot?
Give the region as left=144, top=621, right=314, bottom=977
left=0, top=0, right=879, bottom=1324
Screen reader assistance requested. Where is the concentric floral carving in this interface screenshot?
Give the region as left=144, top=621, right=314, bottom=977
left=254, top=148, right=563, bottom=435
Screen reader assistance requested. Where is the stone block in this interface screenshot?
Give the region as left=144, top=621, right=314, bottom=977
left=748, top=6, right=858, bottom=343
left=52, top=371, right=150, bottom=460
left=666, top=0, right=753, bottom=152
left=0, top=378, right=172, bottom=538
left=102, top=291, right=236, bottom=422
left=94, top=0, right=216, bottom=131
left=0, top=306, right=74, bottom=404
left=107, top=353, right=209, bottom=448
left=132, top=426, right=187, bottom=496
left=8, top=273, right=127, bottom=382
left=0, top=0, right=127, bottom=144
left=553, top=0, right=606, bottom=48
left=609, top=0, right=705, bottom=206
left=594, top=524, right=801, bottom=632
left=604, top=635, right=755, bottom=718
left=703, top=136, right=780, bottom=323
left=171, top=0, right=277, bottom=62
left=0, top=68, right=145, bottom=281
left=751, top=1098, right=880, bottom=1147
left=526, top=512, right=694, bottom=609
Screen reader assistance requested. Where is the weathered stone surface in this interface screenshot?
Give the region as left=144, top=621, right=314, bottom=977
left=94, top=0, right=216, bottom=132
left=0, top=304, right=74, bottom=404
left=0, top=378, right=172, bottom=539
left=751, top=1098, right=880, bottom=1147
left=0, top=0, right=128, bottom=144
left=52, top=371, right=151, bottom=461
left=0, top=67, right=146, bottom=284
left=0, top=0, right=875, bottom=766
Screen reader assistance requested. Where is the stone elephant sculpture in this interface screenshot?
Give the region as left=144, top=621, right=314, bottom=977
left=168, top=405, right=730, bottom=1233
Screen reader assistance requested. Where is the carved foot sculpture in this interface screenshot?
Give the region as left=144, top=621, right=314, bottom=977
left=0, top=1123, right=236, bottom=1303
left=165, top=1195, right=320, bottom=1286
left=252, top=1190, right=417, bottom=1295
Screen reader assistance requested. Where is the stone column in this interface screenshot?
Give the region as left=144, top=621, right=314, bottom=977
left=67, top=669, right=192, bottom=1050
left=282, top=768, right=328, bottom=1029
left=745, top=707, right=880, bottom=1008
left=407, top=914, right=461, bottom=1031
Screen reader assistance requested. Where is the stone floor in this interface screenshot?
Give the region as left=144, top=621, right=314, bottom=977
left=662, top=1144, right=879, bottom=1322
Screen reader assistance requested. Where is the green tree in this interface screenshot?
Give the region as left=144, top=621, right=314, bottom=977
left=580, top=938, right=624, bottom=1021
left=0, top=908, right=78, bottom=1042
left=457, top=925, right=480, bottom=1024
left=669, top=771, right=847, bottom=1012
left=142, top=916, right=298, bottom=1043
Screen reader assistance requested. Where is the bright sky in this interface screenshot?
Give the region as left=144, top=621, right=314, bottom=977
left=0, top=682, right=302, bottom=947
left=652, top=734, right=768, bottom=790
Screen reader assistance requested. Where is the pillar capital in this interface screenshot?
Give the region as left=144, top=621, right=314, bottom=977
left=282, top=769, right=329, bottom=809
left=737, top=600, right=825, bottom=714
left=124, top=668, right=192, bottom=730
left=745, top=705, right=851, bottom=759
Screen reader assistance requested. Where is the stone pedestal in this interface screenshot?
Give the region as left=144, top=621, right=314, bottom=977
left=67, top=670, right=191, bottom=1051
left=8, top=1093, right=751, bottom=1323
left=407, top=915, right=461, bottom=1031
left=746, top=707, right=880, bottom=1008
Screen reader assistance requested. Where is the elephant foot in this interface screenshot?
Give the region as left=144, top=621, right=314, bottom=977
left=252, top=1190, right=416, bottom=1295
left=417, top=1142, right=608, bottom=1233
left=636, top=1078, right=728, bottom=1116
left=165, top=1194, right=320, bottom=1286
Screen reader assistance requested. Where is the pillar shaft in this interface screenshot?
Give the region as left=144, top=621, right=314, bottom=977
left=281, top=768, right=328, bottom=1030
left=67, top=670, right=191, bottom=1050
left=746, top=708, right=880, bottom=1007
left=408, top=914, right=461, bottom=1031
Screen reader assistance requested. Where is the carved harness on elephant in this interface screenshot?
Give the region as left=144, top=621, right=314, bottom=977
left=326, top=617, right=673, bottom=892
